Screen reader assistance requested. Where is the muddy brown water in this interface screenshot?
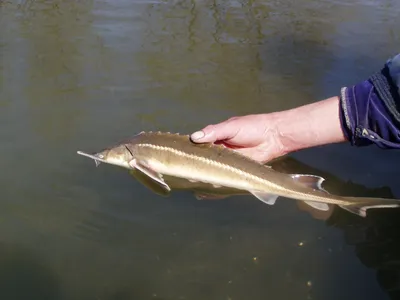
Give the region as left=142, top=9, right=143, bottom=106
left=1, top=0, right=400, bottom=299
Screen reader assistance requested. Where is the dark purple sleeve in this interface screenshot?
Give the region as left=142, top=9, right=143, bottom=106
left=339, top=53, right=400, bottom=149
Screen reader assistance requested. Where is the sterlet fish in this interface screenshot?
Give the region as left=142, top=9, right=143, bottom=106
left=77, top=131, right=400, bottom=217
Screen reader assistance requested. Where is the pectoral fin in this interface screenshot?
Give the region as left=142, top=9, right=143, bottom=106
left=129, top=169, right=170, bottom=196
left=129, top=159, right=171, bottom=195
left=250, top=191, right=279, bottom=205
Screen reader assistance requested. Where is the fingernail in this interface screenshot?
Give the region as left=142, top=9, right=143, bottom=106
left=191, top=131, right=205, bottom=140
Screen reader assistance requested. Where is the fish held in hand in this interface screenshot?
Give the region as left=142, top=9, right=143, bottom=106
left=77, top=131, right=400, bottom=217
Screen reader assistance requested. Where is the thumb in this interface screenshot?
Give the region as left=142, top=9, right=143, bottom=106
left=190, top=122, right=239, bottom=143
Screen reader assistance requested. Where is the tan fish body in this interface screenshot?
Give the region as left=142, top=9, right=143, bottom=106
left=77, top=131, right=400, bottom=217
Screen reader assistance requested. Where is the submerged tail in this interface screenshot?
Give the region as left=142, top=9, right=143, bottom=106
left=288, top=174, right=400, bottom=217
left=248, top=173, right=400, bottom=218
left=339, top=196, right=400, bottom=217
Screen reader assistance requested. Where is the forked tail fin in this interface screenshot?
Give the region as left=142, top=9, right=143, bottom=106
left=339, top=197, right=400, bottom=217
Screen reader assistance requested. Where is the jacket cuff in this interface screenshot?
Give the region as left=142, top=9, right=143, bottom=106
left=338, top=61, right=400, bottom=149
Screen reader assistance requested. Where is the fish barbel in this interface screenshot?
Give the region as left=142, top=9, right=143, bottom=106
left=77, top=131, right=400, bottom=217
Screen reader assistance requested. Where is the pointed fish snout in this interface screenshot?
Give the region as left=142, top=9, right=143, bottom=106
left=77, top=151, right=105, bottom=166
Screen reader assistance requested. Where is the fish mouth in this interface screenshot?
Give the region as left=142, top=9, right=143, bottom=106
left=77, top=151, right=107, bottom=167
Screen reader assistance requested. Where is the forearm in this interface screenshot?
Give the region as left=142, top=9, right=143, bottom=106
left=276, top=53, right=400, bottom=154
left=274, top=96, right=346, bottom=155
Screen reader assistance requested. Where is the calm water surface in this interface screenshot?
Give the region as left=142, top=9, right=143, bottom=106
left=1, top=0, right=400, bottom=299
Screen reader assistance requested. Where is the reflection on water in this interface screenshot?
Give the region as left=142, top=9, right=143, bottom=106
left=1, top=0, right=400, bottom=299
left=270, top=156, right=400, bottom=300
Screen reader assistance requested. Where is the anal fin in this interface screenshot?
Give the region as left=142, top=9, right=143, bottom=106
left=339, top=204, right=368, bottom=218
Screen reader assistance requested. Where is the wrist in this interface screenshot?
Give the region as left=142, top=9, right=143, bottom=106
left=272, top=96, right=346, bottom=154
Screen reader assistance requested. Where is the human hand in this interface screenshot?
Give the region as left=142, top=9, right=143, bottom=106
left=190, top=114, right=286, bottom=163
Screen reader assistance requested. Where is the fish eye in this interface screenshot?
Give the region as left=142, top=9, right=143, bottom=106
left=97, top=154, right=104, bottom=159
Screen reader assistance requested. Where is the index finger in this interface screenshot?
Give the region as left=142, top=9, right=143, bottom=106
left=190, top=121, right=240, bottom=143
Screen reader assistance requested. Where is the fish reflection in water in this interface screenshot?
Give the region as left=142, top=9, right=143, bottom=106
left=328, top=208, right=400, bottom=300
left=231, top=155, right=400, bottom=299
left=286, top=157, right=400, bottom=300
